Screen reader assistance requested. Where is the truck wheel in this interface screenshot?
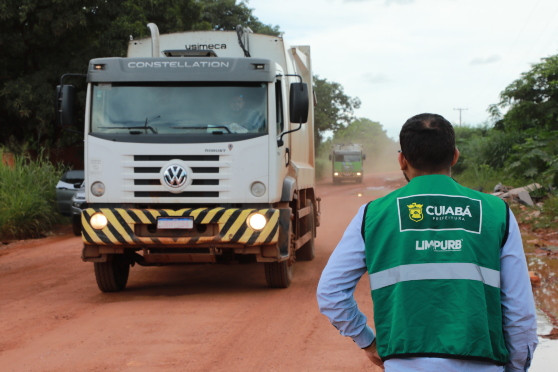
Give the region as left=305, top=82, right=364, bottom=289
left=94, top=254, right=130, bottom=292
left=264, top=260, right=293, bottom=288
left=265, top=215, right=293, bottom=288
left=296, top=200, right=315, bottom=261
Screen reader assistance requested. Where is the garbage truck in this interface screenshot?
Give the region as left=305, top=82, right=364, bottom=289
left=56, top=24, right=319, bottom=291
left=330, top=144, right=365, bottom=183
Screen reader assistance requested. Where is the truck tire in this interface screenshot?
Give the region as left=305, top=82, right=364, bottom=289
left=265, top=217, right=293, bottom=288
left=296, top=200, right=315, bottom=261
left=94, top=254, right=130, bottom=292
left=264, top=260, right=293, bottom=288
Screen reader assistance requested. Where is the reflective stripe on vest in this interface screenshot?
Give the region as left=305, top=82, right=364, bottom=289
left=369, top=262, right=500, bottom=291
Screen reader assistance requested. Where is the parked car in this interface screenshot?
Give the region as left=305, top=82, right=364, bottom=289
left=55, top=170, right=84, bottom=216
left=71, top=183, right=86, bottom=236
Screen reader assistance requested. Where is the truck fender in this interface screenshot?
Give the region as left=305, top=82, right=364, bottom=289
left=281, top=176, right=297, bottom=202
left=278, top=208, right=292, bottom=257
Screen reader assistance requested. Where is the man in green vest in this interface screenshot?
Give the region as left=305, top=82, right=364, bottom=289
left=317, top=113, right=538, bottom=371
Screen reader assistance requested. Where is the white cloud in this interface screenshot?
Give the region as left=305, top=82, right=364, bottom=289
left=249, top=0, right=558, bottom=138
left=385, top=0, right=415, bottom=5
left=470, top=55, right=501, bottom=66
left=343, top=0, right=415, bottom=4
left=362, top=73, right=392, bottom=84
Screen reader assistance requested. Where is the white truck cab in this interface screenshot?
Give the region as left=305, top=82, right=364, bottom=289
left=57, top=24, right=319, bottom=291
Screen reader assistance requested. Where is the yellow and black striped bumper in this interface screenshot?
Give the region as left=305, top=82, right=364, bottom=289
left=81, top=207, right=280, bottom=246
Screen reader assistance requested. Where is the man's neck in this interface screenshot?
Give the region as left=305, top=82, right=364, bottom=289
left=403, top=168, right=451, bottom=182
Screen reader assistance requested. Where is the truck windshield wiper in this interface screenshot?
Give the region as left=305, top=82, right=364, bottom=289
left=144, top=115, right=161, bottom=133
left=171, top=125, right=232, bottom=134
left=98, top=115, right=161, bottom=134
left=98, top=125, right=158, bottom=134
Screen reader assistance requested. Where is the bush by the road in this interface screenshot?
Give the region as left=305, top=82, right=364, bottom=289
left=0, top=148, right=63, bottom=240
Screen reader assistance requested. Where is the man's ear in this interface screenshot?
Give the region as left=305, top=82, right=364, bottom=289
left=398, top=151, right=408, bottom=170
left=451, top=148, right=460, bottom=166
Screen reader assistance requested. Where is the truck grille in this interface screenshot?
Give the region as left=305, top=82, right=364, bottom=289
left=127, top=154, right=227, bottom=199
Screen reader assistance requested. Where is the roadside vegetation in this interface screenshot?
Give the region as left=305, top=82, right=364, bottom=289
left=452, top=54, right=558, bottom=232
left=453, top=129, right=558, bottom=233
left=0, top=148, right=63, bottom=240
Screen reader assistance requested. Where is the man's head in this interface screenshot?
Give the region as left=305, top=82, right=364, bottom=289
left=399, top=113, right=457, bottom=175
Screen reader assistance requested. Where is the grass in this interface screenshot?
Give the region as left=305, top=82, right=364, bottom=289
left=453, top=164, right=526, bottom=193
left=0, top=148, right=64, bottom=240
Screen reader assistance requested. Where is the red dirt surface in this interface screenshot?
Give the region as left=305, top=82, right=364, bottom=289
left=0, top=173, right=401, bottom=372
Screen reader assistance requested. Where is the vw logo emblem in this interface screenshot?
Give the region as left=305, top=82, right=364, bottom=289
left=163, top=165, right=187, bottom=188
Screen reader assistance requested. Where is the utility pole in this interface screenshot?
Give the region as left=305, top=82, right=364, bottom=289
left=453, top=108, right=468, bottom=126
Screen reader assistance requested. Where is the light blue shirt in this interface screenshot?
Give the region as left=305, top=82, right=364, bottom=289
left=317, top=204, right=538, bottom=372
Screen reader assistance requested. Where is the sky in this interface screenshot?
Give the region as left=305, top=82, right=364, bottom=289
left=248, top=0, right=558, bottom=139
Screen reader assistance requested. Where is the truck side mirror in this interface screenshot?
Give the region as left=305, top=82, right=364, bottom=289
left=56, top=85, right=76, bottom=126
left=289, top=82, right=309, bottom=123
left=363, top=154, right=366, bottom=160
left=328, top=154, right=332, bottom=161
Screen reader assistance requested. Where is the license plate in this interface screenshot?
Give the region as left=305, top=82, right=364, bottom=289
left=157, top=217, right=194, bottom=229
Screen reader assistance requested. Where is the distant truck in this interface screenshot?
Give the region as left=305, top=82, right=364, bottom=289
left=329, top=144, right=366, bottom=183
left=56, top=24, right=319, bottom=291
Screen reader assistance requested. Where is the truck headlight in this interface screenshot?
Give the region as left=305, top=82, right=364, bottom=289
left=90, top=213, right=108, bottom=230
left=333, top=172, right=339, bottom=176
left=247, top=213, right=267, bottom=231
left=91, top=181, right=105, bottom=197
left=356, top=172, right=362, bottom=176
left=250, top=181, right=266, bottom=197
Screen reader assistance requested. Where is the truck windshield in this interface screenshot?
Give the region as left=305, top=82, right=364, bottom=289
left=91, top=83, right=267, bottom=135
left=335, top=154, right=362, bottom=162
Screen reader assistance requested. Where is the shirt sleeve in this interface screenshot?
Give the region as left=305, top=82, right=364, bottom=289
left=500, top=209, right=538, bottom=371
left=316, top=204, right=375, bottom=348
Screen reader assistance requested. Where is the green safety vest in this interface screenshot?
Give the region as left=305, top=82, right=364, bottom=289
left=362, top=175, right=510, bottom=365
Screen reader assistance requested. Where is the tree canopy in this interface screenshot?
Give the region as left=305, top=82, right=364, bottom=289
left=490, top=54, right=558, bottom=132
left=313, top=75, right=361, bottom=146
left=464, top=53, right=558, bottom=186
left=0, top=0, right=279, bottom=151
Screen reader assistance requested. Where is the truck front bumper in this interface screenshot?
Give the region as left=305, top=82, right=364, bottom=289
left=81, top=207, right=280, bottom=247
left=333, top=172, right=362, bottom=179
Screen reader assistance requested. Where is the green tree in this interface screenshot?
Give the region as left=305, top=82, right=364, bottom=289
left=313, top=75, right=361, bottom=146
left=196, top=0, right=280, bottom=35
left=488, top=53, right=558, bottom=185
left=490, top=54, right=558, bottom=132
left=334, top=118, right=389, bottom=145
left=0, top=0, right=279, bottom=152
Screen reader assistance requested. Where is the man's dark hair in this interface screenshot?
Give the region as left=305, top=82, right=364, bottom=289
left=399, top=113, right=455, bottom=172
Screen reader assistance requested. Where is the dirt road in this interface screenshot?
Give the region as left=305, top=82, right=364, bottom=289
left=1, top=173, right=401, bottom=372
left=2, top=172, right=554, bottom=371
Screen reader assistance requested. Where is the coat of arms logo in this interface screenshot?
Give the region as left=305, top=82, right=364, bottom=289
left=407, top=202, right=424, bottom=222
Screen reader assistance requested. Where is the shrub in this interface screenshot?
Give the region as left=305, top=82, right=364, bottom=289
left=0, top=148, right=63, bottom=239
left=506, top=130, right=558, bottom=187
